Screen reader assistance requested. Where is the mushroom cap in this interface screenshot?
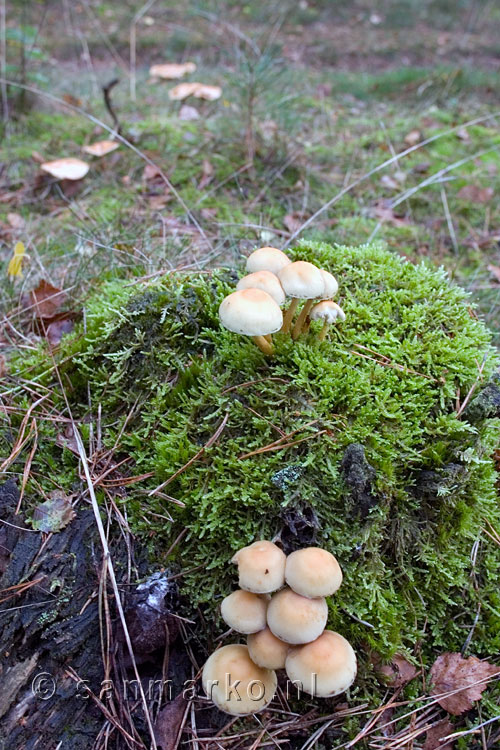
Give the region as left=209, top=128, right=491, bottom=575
left=236, top=272, right=286, bottom=306
left=221, top=590, right=268, bottom=634
left=246, top=247, right=291, bottom=275
left=168, top=82, right=201, bottom=100
left=193, top=84, right=222, bottom=100
left=310, top=300, right=345, bottom=324
left=266, top=588, right=328, bottom=644
left=285, top=547, right=343, bottom=598
left=285, top=630, right=357, bottom=697
left=320, top=270, right=338, bottom=299
left=82, top=140, right=120, bottom=157
left=219, top=289, right=283, bottom=336
left=247, top=627, right=290, bottom=670
left=231, top=540, right=286, bottom=593
left=41, top=158, right=90, bottom=181
left=278, top=261, right=325, bottom=299
left=149, top=62, right=196, bottom=79
left=202, top=644, right=277, bottom=715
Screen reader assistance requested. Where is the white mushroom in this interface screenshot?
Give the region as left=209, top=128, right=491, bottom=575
left=277, top=261, right=325, bottom=338
left=219, top=288, right=283, bottom=355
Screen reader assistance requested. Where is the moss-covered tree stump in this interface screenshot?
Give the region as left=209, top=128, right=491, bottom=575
left=2, top=240, right=500, bottom=743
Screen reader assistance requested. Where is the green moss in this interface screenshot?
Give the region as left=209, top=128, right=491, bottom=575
left=4, top=240, right=500, bottom=724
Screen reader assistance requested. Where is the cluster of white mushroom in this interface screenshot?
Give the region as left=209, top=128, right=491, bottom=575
left=202, top=541, right=357, bottom=716
left=218, top=247, right=346, bottom=355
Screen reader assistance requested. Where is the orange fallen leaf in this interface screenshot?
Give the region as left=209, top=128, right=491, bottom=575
left=29, top=280, right=67, bottom=319
left=82, top=140, right=120, bottom=157
left=430, top=652, right=499, bottom=715
left=457, top=185, right=493, bottom=204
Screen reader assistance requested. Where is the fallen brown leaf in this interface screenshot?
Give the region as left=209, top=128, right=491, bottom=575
left=46, top=316, right=75, bottom=346
left=430, top=652, right=499, bottom=715
left=377, top=654, right=419, bottom=688
left=457, top=185, right=493, bottom=204
left=154, top=693, right=188, bottom=750
left=423, top=718, right=455, bottom=750
left=29, top=280, right=67, bottom=319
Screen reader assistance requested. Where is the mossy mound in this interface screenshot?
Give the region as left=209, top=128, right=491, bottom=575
left=7, top=241, right=500, bottom=677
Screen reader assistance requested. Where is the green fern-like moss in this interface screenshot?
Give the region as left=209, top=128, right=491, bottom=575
left=5, top=240, right=500, bottom=688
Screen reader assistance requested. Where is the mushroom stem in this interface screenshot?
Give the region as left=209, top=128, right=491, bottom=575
left=292, top=300, right=315, bottom=340
left=253, top=335, right=274, bottom=355
left=264, top=334, right=272, bottom=343
left=318, top=321, right=330, bottom=342
left=281, top=298, right=299, bottom=334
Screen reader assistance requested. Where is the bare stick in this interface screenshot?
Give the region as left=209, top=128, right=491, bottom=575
left=102, top=77, right=121, bottom=135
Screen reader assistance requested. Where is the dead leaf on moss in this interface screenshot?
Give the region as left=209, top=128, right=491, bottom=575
left=377, top=654, right=419, bottom=687
left=31, top=492, right=76, bottom=533
left=46, top=316, right=75, bottom=346
left=457, top=185, right=493, bottom=204
left=29, top=280, right=67, bottom=319
left=423, top=718, right=455, bottom=750
left=430, top=652, right=499, bottom=715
